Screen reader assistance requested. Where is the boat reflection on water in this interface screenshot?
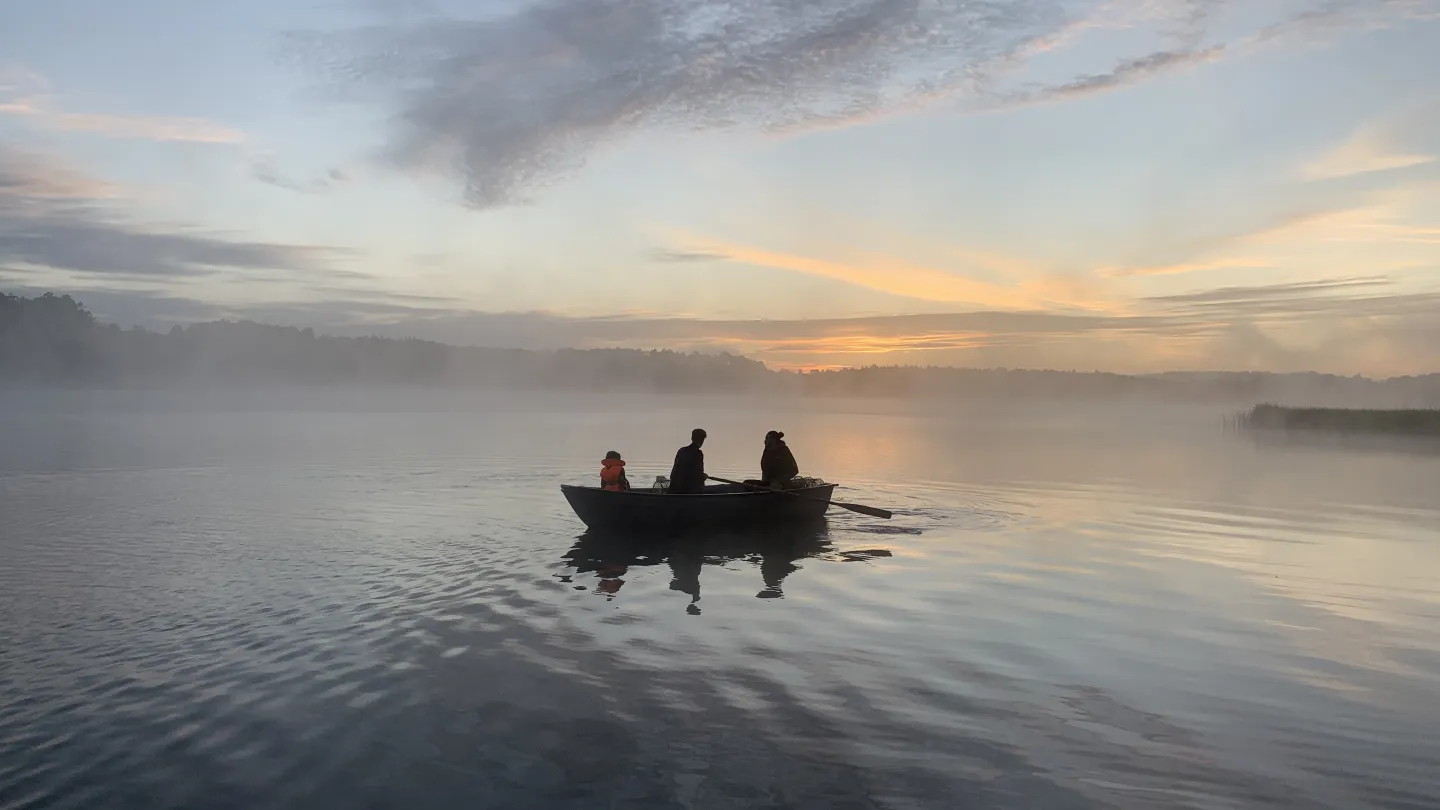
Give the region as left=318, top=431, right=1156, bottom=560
left=560, top=520, right=891, bottom=614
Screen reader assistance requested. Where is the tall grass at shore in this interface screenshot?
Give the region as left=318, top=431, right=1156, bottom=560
left=1226, top=403, right=1440, bottom=434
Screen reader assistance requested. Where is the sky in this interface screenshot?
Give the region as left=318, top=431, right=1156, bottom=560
left=1, top=0, right=1438, bottom=374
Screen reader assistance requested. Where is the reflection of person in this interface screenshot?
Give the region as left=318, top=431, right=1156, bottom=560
left=561, top=524, right=845, bottom=613
left=599, top=450, right=630, bottom=491
left=667, top=428, right=707, bottom=494
left=596, top=561, right=628, bottom=597
left=668, top=550, right=703, bottom=615
left=759, top=430, right=799, bottom=489
left=756, top=536, right=801, bottom=599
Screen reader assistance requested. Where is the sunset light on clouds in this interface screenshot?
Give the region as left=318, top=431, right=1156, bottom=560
left=2, top=0, right=1438, bottom=375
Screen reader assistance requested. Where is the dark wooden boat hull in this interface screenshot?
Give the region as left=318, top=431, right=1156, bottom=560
left=560, top=482, right=835, bottom=532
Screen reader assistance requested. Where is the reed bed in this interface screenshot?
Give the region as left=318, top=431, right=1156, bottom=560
left=1226, top=403, right=1440, bottom=434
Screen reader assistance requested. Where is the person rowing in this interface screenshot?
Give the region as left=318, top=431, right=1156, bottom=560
left=745, top=430, right=799, bottom=490
left=666, top=428, right=707, bottom=494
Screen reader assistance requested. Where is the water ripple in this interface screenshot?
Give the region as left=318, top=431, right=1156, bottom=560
left=4, top=400, right=1440, bottom=808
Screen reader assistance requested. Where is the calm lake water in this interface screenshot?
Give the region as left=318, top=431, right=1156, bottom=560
left=3, top=389, right=1438, bottom=809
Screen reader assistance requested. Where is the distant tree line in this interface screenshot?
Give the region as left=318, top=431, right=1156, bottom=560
left=3, top=292, right=1439, bottom=405
left=0, top=292, right=772, bottom=391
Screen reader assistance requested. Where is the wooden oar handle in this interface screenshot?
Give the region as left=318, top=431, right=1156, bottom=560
left=706, top=475, right=892, bottom=519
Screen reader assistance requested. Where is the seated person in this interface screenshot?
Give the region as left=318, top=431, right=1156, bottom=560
left=747, top=430, right=799, bottom=489
left=667, top=429, right=707, bottom=494
left=600, top=450, right=631, bottom=491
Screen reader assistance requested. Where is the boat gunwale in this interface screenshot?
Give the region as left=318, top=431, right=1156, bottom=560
left=560, top=483, right=835, bottom=500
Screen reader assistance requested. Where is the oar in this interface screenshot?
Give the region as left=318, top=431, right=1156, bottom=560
left=705, top=475, right=892, bottom=520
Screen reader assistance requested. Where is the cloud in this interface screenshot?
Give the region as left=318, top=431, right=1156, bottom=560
left=1, top=65, right=355, bottom=197
left=647, top=248, right=732, bottom=263
left=1341, top=222, right=1440, bottom=244
left=0, top=147, right=125, bottom=201
left=0, top=145, right=344, bottom=280
left=1307, top=122, right=1428, bottom=180
left=1240, top=195, right=1440, bottom=248
left=0, top=64, right=243, bottom=144
left=1007, top=45, right=1227, bottom=105
left=1139, top=275, right=1440, bottom=355
left=15, top=269, right=1440, bottom=374
left=0, top=222, right=333, bottom=279
left=0, top=282, right=463, bottom=329
left=1255, top=0, right=1440, bottom=44
left=1099, top=256, right=1279, bottom=279
left=282, top=0, right=1424, bottom=206
left=283, top=0, right=1082, bottom=207
left=653, top=233, right=1125, bottom=313
left=0, top=99, right=244, bottom=144
left=990, top=0, right=1432, bottom=110
left=668, top=237, right=1059, bottom=309
left=353, top=274, right=1440, bottom=373
left=1143, top=275, right=1396, bottom=307
left=251, top=307, right=1182, bottom=358
left=0, top=63, right=49, bottom=97
left=248, top=152, right=355, bottom=194
left=1098, top=186, right=1440, bottom=279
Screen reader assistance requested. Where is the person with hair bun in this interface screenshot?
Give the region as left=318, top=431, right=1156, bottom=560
left=758, top=430, right=800, bottom=489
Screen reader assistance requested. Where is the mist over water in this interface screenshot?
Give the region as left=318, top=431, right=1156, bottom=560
left=3, top=389, right=1438, bottom=809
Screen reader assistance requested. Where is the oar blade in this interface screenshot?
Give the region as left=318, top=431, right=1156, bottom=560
left=836, top=501, right=892, bottom=519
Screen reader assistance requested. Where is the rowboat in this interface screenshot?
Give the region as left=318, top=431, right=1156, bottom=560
left=560, top=480, right=836, bottom=532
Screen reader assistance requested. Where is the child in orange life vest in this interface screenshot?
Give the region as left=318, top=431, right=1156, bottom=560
left=600, top=451, right=631, bottom=491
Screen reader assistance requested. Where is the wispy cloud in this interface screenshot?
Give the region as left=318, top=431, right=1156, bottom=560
left=1238, top=192, right=1440, bottom=248
left=361, top=274, right=1440, bottom=374
left=283, top=0, right=1423, bottom=206
left=1, top=65, right=362, bottom=195
left=667, top=237, right=1056, bottom=309
left=278, top=0, right=1134, bottom=207
left=1136, top=275, right=1440, bottom=362
left=0, top=98, right=245, bottom=144
left=647, top=248, right=732, bottom=263
left=990, top=0, right=1436, bottom=111
left=653, top=229, right=1129, bottom=313
left=1097, top=185, right=1440, bottom=279
left=1255, top=0, right=1440, bottom=44
left=0, top=283, right=463, bottom=330
left=248, top=152, right=355, bottom=194
left=1143, top=275, right=1396, bottom=307
left=0, top=148, right=125, bottom=201
left=1301, top=119, right=1434, bottom=179
left=1337, top=221, right=1440, bottom=244
left=17, top=270, right=1440, bottom=375
left=0, top=145, right=343, bottom=280
left=1100, top=256, right=1278, bottom=279
left=1006, top=45, right=1227, bottom=105
left=0, top=63, right=244, bottom=144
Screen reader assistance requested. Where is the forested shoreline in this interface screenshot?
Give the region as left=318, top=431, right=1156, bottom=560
left=4, top=292, right=1439, bottom=405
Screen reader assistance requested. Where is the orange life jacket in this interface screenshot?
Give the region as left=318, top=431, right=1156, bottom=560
left=600, top=458, right=628, bottom=491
